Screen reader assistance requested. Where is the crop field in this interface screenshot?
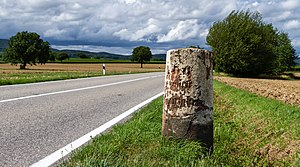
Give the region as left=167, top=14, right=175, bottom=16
left=215, top=76, right=300, bottom=106
left=0, top=63, right=165, bottom=85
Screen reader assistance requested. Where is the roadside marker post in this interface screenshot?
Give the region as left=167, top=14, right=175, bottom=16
left=162, top=48, right=214, bottom=153
left=102, top=64, right=106, bottom=75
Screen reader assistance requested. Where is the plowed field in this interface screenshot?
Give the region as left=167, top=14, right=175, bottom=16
left=214, top=76, right=300, bottom=107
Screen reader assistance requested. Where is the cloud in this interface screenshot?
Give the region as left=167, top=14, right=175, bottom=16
left=118, top=0, right=137, bottom=4
left=292, top=38, right=300, bottom=48
left=281, top=0, right=300, bottom=10
left=0, top=0, right=299, bottom=54
left=284, top=20, right=300, bottom=30
left=113, top=21, right=161, bottom=41
left=157, top=20, right=202, bottom=42
left=252, top=1, right=259, bottom=7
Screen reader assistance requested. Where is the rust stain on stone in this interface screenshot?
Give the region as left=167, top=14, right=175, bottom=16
left=170, top=66, right=180, bottom=91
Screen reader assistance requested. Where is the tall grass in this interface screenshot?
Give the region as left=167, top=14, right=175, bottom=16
left=60, top=81, right=300, bottom=166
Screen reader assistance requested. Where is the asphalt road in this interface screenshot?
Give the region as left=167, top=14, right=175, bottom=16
left=0, top=72, right=165, bottom=166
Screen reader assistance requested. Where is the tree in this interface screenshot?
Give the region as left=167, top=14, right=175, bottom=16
left=49, top=51, right=56, bottom=62
left=56, top=52, right=69, bottom=62
left=206, top=10, right=296, bottom=76
left=131, top=46, right=152, bottom=68
left=273, top=32, right=297, bottom=73
left=4, top=31, right=50, bottom=69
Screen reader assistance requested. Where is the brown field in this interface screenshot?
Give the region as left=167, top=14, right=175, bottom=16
left=215, top=76, right=300, bottom=107
left=0, top=63, right=165, bottom=73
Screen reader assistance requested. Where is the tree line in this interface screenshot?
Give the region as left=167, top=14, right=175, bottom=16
left=2, top=31, right=153, bottom=69
left=206, top=10, right=297, bottom=76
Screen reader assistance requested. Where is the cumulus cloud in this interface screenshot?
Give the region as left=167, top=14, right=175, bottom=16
left=0, top=0, right=299, bottom=54
left=118, top=0, right=137, bottom=4
left=292, top=38, right=300, bottom=48
left=113, top=23, right=161, bottom=41
left=281, top=0, right=300, bottom=10
left=284, top=20, right=300, bottom=30
left=252, top=1, right=259, bottom=7
left=157, top=20, right=202, bottom=42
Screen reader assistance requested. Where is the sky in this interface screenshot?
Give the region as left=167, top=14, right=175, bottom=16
left=0, top=0, right=300, bottom=55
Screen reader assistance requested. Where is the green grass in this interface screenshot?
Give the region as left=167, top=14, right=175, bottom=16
left=0, top=71, right=140, bottom=86
left=0, top=71, right=102, bottom=86
left=60, top=81, right=300, bottom=167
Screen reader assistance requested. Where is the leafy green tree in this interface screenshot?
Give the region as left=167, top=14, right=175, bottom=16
left=49, top=51, right=56, bottom=62
left=273, top=32, right=297, bottom=73
left=131, top=46, right=152, bottom=68
left=4, top=31, right=50, bottom=69
left=56, top=52, right=69, bottom=62
left=206, top=10, right=296, bottom=76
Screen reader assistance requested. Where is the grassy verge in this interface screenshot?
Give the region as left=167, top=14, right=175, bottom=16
left=0, top=71, right=103, bottom=86
left=60, top=81, right=300, bottom=166
left=0, top=71, right=162, bottom=86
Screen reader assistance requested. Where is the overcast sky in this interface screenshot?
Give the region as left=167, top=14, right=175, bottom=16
left=0, top=0, right=300, bottom=55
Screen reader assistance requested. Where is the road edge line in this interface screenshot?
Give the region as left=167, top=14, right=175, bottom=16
left=0, top=72, right=163, bottom=88
left=0, top=75, right=163, bottom=103
left=29, top=91, right=164, bottom=167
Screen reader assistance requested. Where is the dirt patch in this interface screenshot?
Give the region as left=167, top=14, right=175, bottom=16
left=214, top=76, right=300, bottom=107
left=255, top=140, right=300, bottom=165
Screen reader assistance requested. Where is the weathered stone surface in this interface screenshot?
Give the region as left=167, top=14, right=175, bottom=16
left=162, top=48, right=213, bottom=153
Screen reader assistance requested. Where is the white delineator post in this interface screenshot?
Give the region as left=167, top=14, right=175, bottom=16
left=162, top=48, right=214, bottom=153
left=102, top=64, right=106, bottom=75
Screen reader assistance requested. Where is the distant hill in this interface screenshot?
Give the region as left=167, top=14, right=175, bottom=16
left=0, top=39, right=166, bottom=61
left=52, top=49, right=166, bottom=61
left=152, top=54, right=166, bottom=61
left=52, top=49, right=131, bottom=60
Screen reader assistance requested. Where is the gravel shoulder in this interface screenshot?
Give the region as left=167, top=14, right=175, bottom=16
left=214, top=76, right=300, bottom=107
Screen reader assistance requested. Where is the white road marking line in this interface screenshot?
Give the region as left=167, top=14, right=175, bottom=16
left=0, top=75, right=164, bottom=103
left=0, top=75, right=108, bottom=88
left=0, top=72, right=163, bottom=88
left=29, top=92, right=164, bottom=167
